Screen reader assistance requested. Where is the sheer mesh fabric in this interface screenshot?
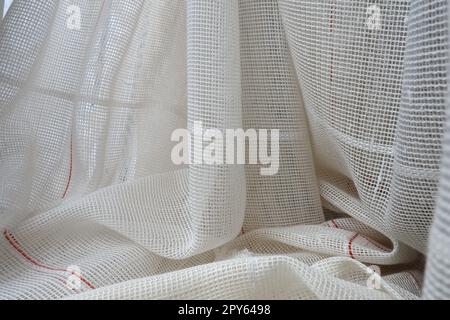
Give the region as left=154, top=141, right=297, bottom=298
left=0, top=0, right=449, bottom=299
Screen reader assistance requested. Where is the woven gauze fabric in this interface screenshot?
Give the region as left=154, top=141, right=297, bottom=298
left=0, top=0, right=448, bottom=299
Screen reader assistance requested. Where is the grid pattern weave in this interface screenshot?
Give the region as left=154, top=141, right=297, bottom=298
left=0, top=0, right=449, bottom=299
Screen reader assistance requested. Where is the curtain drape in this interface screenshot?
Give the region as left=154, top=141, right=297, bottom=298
left=0, top=0, right=449, bottom=299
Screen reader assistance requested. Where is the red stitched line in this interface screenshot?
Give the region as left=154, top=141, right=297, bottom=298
left=408, top=271, right=421, bottom=291
left=331, top=219, right=388, bottom=256
left=330, top=220, right=389, bottom=254
left=348, top=233, right=358, bottom=259
left=329, top=0, right=336, bottom=128
left=62, top=136, right=73, bottom=198
left=3, top=230, right=95, bottom=289
left=331, top=219, right=339, bottom=228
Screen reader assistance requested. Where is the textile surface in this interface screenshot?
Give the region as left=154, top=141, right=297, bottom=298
left=0, top=0, right=449, bottom=299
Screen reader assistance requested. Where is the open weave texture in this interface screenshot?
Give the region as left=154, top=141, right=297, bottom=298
left=0, top=0, right=449, bottom=299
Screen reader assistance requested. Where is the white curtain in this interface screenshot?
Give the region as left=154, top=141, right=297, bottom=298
left=0, top=0, right=448, bottom=299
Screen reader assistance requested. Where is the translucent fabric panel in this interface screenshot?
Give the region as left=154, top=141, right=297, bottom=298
left=0, top=0, right=448, bottom=300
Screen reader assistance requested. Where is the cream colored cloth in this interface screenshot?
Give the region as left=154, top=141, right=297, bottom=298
left=0, top=0, right=448, bottom=299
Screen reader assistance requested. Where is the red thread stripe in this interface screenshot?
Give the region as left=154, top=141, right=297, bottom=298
left=348, top=233, right=358, bottom=259
left=359, top=234, right=390, bottom=252
left=3, top=230, right=95, bottom=289
left=57, top=277, right=81, bottom=294
left=329, top=0, right=335, bottom=32
left=62, top=136, right=73, bottom=198
left=331, top=219, right=339, bottom=228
